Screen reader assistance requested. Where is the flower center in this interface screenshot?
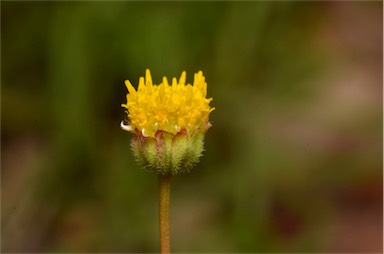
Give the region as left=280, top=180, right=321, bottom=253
left=122, top=69, right=214, bottom=137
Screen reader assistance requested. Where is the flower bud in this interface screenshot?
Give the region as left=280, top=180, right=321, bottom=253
left=121, top=69, right=214, bottom=175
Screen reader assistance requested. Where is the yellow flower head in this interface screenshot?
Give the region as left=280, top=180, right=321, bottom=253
left=121, top=69, right=215, bottom=137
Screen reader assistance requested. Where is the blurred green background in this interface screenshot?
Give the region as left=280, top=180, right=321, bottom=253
left=1, top=1, right=382, bottom=253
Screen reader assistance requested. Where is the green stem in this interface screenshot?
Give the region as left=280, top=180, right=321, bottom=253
left=159, top=174, right=171, bottom=254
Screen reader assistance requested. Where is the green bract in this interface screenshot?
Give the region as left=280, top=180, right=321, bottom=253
left=131, top=130, right=205, bottom=175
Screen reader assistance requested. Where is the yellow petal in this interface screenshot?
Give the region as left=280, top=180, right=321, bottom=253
left=124, top=80, right=136, bottom=95
left=145, top=69, right=153, bottom=86
left=179, top=71, right=186, bottom=86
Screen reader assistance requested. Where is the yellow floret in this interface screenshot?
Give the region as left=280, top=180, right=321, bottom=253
left=122, top=69, right=214, bottom=137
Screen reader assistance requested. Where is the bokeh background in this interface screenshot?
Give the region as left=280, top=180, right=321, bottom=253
left=1, top=1, right=382, bottom=253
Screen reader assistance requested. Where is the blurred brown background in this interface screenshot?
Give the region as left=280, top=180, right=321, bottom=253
left=1, top=1, right=382, bottom=253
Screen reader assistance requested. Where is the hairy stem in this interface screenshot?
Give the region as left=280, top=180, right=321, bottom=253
left=159, top=174, right=171, bottom=254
